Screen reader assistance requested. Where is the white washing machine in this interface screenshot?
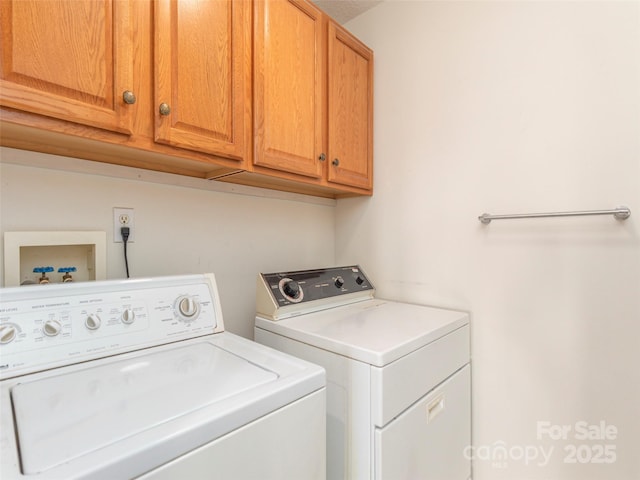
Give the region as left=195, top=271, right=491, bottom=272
left=0, top=273, right=326, bottom=480
left=255, top=266, right=471, bottom=480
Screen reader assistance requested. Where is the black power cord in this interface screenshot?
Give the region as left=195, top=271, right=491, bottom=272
left=121, top=226, right=130, bottom=279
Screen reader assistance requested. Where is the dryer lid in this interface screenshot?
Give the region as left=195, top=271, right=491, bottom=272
left=11, top=341, right=277, bottom=475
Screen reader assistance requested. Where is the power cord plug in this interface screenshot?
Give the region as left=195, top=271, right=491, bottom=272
left=121, top=226, right=130, bottom=278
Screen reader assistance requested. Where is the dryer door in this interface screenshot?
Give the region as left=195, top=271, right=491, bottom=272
left=374, top=365, right=471, bottom=480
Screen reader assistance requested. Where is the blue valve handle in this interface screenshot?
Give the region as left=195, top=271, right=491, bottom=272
left=33, top=267, right=54, bottom=273
left=57, top=267, right=77, bottom=273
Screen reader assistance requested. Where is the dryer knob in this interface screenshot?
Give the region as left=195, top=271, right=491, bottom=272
left=334, top=276, right=345, bottom=289
left=121, top=308, right=136, bottom=325
left=43, top=320, right=62, bottom=337
left=0, top=324, right=18, bottom=344
left=283, top=280, right=301, bottom=299
left=85, top=314, right=102, bottom=330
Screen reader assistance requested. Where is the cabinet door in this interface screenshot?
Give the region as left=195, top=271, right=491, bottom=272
left=254, top=0, right=324, bottom=178
left=154, top=0, right=250, bottom=161
left=0, top=0, right=134, bottom=134
left=327, top=23, right=373, bottom=190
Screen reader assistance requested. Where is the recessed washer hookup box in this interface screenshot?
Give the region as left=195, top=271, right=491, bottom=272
left=3, top=231, right=106, bottom=286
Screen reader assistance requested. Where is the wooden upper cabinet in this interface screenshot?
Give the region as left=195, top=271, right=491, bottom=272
left=0, top=0, right=373, bottom=198
left=154, top=0, right=251, bottom=162
left=254, top=0, right=324, bottom=178
left=0, top=0, right=134, bottom=134
left=254, top=1, right=373, bottom=192
left=327, top=22, right=373, bottom=190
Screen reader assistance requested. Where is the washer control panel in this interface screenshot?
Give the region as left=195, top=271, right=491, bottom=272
left=260, top=266, right=374, bottom=310
left=0, top=274, right=224, bottom=379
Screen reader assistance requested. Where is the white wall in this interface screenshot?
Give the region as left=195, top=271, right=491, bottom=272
left=0, top=148, right=335, bottom=338
left=338, top=1, right=640, bottom=479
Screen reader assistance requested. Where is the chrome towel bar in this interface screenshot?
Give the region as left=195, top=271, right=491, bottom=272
left=478, top=206, right=631, bottom=224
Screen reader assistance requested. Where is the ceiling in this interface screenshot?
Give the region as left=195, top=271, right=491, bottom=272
left=312, top=0, right=382, bottom=24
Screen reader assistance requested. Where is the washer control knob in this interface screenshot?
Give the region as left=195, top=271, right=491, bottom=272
left=355, top=275, right=365, bottom=285
left=0, top=323, right=18, bottom=344
left=85, top=314, right=102, bottom=330
left=177, top=296, right=200, bottom=320
left=121, top=308, right=136, bottom=325
left=43, top=319, right=62, bottom=337
left=282, top=280, right=301, bottom=299
left=334, top=276, right=345, bottom=289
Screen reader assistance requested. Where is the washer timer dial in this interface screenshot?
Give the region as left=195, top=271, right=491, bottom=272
left=175, top=295, right=200, bottom=321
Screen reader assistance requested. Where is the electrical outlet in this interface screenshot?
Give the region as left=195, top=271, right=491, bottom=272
left=113, top=208, right=135, bottom=243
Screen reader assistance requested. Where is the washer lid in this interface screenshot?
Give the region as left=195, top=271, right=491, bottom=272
left=256, top=299, right=469, bottom=366
left=12, top=341, right=278, bottom=475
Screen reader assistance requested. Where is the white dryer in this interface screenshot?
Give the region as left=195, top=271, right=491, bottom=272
left=1, top=273, right=325, bottom=480
left=255, top=266, right=471, bottom=480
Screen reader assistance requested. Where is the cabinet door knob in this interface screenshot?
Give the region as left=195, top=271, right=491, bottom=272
left=332, top=158, right=340, bottom=166
left=122, top=90, right=136, bottom=105
left=318, top=153, right=326, bottom=162
left=159, top=103, right=171, bottom=116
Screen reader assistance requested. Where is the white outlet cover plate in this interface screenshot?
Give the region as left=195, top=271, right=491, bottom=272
left=113, top=208, right=135, bottom=243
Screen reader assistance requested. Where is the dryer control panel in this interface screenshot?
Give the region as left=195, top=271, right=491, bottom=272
left=257, top=266, right=374, bottom=320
